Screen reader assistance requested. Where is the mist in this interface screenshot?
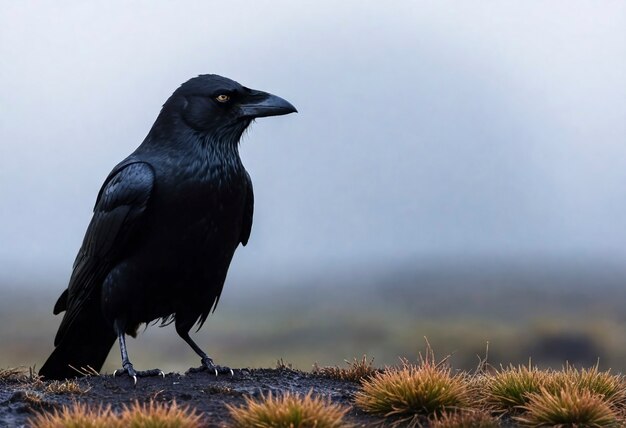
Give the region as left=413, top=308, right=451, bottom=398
left=1, top=1, right=625, bottom=291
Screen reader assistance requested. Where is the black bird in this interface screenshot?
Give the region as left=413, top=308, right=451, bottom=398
left=39, top=75, right=296, bottom=381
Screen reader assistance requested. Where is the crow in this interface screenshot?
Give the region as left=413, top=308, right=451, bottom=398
left=39, top=75, right=296, bottom=381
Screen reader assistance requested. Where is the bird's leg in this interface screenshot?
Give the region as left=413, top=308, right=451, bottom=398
left=177, top=329, right=233, bottom=376
left=112, top=331, right=164, bottom=384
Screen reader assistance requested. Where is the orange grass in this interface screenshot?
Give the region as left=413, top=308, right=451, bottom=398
left=313, top=355, right=378, bottom=382
left=481, top=364, right=548, bottom=412
left=516, top=386, right=618, bottom=427
left=430, top=410, right=500, bottom=428
left=42, top=379, right=89, bottom=395
left=29, top=402, right=116, bottom=428
left=227, top=390, right=350, bottom=428
left=0, top=367, right=30, bottom=383
left=354, top=359, right=470, bottom=418
left=29, top=400, right=201, bottom=428
left=547, top=364, right=626, bottom=405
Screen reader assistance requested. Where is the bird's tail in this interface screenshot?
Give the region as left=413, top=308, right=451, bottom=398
left=39, top=309, right=117, bottom=380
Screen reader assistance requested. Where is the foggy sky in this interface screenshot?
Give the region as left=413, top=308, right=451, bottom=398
left=1, top=1, right=625, bottom=290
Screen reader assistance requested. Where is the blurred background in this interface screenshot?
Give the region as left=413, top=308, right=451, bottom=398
left=1, top=1, right=626, bottom=374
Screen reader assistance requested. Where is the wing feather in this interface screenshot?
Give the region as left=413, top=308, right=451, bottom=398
left=53, top=161, right=154, bottom=346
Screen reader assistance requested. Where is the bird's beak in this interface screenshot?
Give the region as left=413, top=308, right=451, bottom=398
left=238, top=90, right=297, bottom=119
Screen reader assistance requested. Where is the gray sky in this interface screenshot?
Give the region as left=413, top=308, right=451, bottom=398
left=1, top=1, right=625, bottom=290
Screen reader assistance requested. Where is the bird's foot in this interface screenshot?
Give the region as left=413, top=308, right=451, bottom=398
left=113, top=363, right=165, bottom=385
left=188, top=357, right=233, bottom=376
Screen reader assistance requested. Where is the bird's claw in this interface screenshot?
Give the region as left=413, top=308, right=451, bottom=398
left=113, top=366, right=164, bottom=384
left=113, top=368, right=132, bottom=378
left=113, top=367, right=136, bottom=385
left=187, top=357, right=233, bottom=376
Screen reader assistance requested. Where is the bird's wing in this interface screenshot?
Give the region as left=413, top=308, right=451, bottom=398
left=239, top=171, right=254, bottom=246
left=53, top=160, right=155, bottom=346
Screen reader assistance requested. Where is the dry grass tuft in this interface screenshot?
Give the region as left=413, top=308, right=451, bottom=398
left=547, top=364, right=626, bottom=406
left=481, top=362, right=626, bottom=418
left=0, top=367, right=30, bottom=383
left=119, top=400, right=202, bottom=427
left=227, top=390, right=350, bottom=428
left=354, top=357, right=469, bottom=419
left=481, top=363, right=548, bottom=412
left=516, top=386, right=619, bottom=427
left=43, top=379, right=90, bottom=395
left=67, top=364, right=100, bottom=377
left=313, top=355, right=378, bottom=382
left=18, top=390, right=45, bottom=406
left=276, top=358, right=294, bottom=370
left=29, top=402, right=115, bottom=428
left=29, top=400, right=200, bottom=428
left=430, top=410, right=500, bottom=428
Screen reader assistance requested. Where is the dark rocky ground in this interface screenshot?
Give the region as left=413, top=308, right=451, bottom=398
left=0, top=367, right=386, bottom=427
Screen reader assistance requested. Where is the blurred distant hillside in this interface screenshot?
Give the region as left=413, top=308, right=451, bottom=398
left=2, top=258, right=626, bottom=374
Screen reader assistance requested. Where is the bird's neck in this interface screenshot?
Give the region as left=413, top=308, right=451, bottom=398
left=139, top=125, right=244, bottom=170
left=199, top=132, right=243, bottom=167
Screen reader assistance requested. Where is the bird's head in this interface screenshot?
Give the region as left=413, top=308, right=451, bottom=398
left=151, top=74, right=296, bottom=143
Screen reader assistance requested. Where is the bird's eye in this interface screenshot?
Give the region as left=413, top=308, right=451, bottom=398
left=215, top=94, right=230, bottom=103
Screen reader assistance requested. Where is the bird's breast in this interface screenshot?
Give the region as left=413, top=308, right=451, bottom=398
left=138, top=157, right=248, bottom=266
